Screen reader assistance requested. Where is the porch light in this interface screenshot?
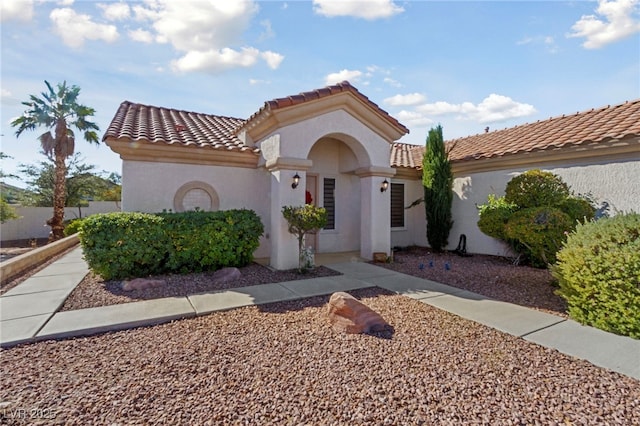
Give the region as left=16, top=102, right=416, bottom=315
left=292, top=173, right=301, bottom=189
left=380, top=179, right=389, bottom=192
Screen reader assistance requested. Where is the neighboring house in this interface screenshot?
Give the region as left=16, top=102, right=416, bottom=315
left=104, top=81, right=640, bottom=269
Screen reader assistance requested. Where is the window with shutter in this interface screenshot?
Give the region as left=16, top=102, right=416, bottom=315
left=390, top=183, right=405, bottom=228
left=323, top=178, right=336, bottom=230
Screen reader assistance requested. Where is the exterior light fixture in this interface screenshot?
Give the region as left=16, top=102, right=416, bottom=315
left=381, top=179, right=389, bottom=192
left=292, top=173, right=300, bottom=189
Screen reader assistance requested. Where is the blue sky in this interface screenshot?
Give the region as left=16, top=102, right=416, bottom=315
left=1, top=0, right=639, bottom=188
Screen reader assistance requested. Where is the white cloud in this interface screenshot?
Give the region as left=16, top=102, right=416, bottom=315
left=57, top=0, right=74, bottom=6
left=568, top=0, right=640, bottom=49
left=172, top=47, right=264, bottom=73
left=142, top=0, right=258, bottom=52
left=261, top=51, right=284, bottom=69
left=1, top=0, right=34, bottom=22
left=324, top=69, right=363, bottom=85
left=397, top=110, right=433, bottom=127
left=384, top=93, right=426, bottom=107
left=259, top=19, right=275, bottom=41
left=517, top=35, right=559, bottom=53
left=417, top=95, right=536, bottom=124
left=130, top=0, right=283, bottom=74
left=313, top=0, right=404, bottom=20
left=98, top=2, right=131, bottom=21
left=128, top=28, right=154, bottom=43
left=383, top=77, right=402, bottom=88
left=50, top=8, right=119, bottom=48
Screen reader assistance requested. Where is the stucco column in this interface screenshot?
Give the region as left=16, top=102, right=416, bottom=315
left=357, top=166, right=396, bottom=260
left=266, top=157, right=313, bottom=270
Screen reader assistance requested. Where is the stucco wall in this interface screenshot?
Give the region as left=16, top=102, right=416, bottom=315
left=121, top=160, right=272, bottom=258
left=390, top=177, right=429, bottom=249
left=1, top=201, right=121, bottom=242
left=268, top=109, right=392, bottom=169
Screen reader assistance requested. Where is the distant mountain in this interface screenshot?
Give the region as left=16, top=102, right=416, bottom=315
left=0, top=182, right=28, bottom=204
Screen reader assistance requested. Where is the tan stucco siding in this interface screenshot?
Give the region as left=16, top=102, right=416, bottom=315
left=121, top=160, right=272, bottom=258
left=261, top=109, right=392, bottom=169
left=390, top=177, right=429, bottom=249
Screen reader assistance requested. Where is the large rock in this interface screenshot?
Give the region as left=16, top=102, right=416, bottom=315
left=326, top=292, right=389, bottom=334
left=211, top=267, right=241, bottom=284
left=121, top=278, right=165, bottom=291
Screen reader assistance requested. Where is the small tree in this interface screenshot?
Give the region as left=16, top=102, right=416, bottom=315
left=282, top=204, right=328, bottom=272
left=422, top=125, right=453, bottom=252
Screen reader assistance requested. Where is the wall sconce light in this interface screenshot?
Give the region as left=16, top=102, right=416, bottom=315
left=380, top=179, right=389, bottom=192
left=292, top=173, right=300, bottom=189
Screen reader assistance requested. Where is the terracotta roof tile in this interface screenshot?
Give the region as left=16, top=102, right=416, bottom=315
left=391, top=99, right=640, bottom=168
left=447, top=99, right=640, bottom=163
left=390, top=142, right=424, bottom=170
left=248, top=81, right=409, bottom=134
left=103, top=101, right=259, bottom=154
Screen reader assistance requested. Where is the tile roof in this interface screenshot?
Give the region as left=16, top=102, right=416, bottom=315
left=245, top=81, right=409, bottom=134
left=391, top=99, right=640, bottom=168
left=103, top=101, right=259, bottom=153
left=447, top=99, right=640, bottom=162
left=390, top=142, right=424, bottom=170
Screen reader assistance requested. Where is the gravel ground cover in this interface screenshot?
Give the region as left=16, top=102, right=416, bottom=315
left=60, top=265, right=341, bottom=311
left=60, top=246, right=567, bottom=318
left=377, top=247, right=567, bottom=317
left=1, top=288, right=638, bottom=425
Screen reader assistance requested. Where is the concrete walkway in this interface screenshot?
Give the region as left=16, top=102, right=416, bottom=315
left=1, top=248, right=638, bottom=380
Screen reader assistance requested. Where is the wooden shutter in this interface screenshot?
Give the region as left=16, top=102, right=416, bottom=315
left=390, top=183, right=404, bottom=228
left=323, top=178, right=336, bottom=230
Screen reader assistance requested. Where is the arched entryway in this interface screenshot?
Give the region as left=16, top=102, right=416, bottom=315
left=306, top=134, right=364, bottom=254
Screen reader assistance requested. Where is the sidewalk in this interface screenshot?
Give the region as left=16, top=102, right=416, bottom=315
left=1, top=248, right=638, bottom=380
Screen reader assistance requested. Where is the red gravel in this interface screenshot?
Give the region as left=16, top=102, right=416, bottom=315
left=1, top=288, right=638, bottom=425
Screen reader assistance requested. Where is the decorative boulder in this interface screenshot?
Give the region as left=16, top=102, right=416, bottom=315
left=121, top=278, right=165, bottom=291
left=326, top=292, right=389, bottom=334
left=211, top=267, right=241, bottom=284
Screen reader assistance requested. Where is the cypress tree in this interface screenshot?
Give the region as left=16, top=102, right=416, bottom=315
left=422, top=125, right=453, bottom=252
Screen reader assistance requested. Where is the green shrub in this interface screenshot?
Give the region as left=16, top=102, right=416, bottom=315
left=63, top=218, right=84, bottom=236
left=282, top=204, right=328, bottom=272
left=505, top=169, right=570, bottom=208
left=558, top=197, right=595, bottom=224
left=80, top=212, right=170, bottom=280
left=477, top=194, right=517, bottom=240
left=80, top=209, right=264, bottom=279
left=505, top=207, right=573, bottom=267
left=553, top=213, right=640, bottom=338
left=159, top=209, right=263, bottom=273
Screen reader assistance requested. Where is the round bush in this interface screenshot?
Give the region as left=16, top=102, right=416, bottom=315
left=553, top=213, right=640, bottom=339
left=505, top=169, right=570, bottom=209
left=505, top=206, right=573, bottom=267
left=477, top=195, right=517, bottom=240
left=558, top=197, right=595, bottom=224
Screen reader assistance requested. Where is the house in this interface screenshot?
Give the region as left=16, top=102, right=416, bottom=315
left=104, top=82, right=640, bottom=269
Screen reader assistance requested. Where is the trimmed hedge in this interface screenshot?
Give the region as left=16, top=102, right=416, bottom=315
left=80, top=209, right=264, bottom=280
left=552, top=213, right=640, bottom=339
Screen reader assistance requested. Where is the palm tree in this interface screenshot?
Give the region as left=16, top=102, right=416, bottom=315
left=11, top=81, right=100, bottom=241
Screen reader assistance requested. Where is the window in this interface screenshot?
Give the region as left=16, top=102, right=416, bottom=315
left=390, top=182, right=405, bottom=228
left=323, top=178, right=336, bottom=230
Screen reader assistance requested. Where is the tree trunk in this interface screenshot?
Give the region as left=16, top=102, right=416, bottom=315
left=49, top=152, right=67, bottom=241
